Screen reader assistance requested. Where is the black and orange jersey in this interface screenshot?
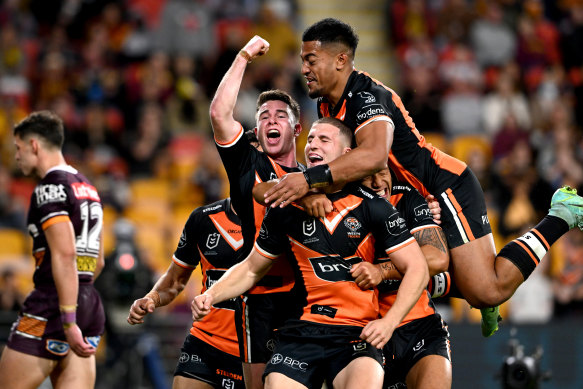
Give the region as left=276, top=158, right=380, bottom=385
left=377, top=179, right=439, bottom=326
left=254, top=183, right=415, bottom=328
left=215, top=123, right=304, bottom=294
left=173, top=198, right=245, bottom=357
left=26, top=165, right=102, bottom=287
left=317, top=70, right=467, bottom=198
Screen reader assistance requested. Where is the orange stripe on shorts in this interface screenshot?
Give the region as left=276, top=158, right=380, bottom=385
left=17, top=315, right=47, bottom=338
left=446, top=189, right=475, bottom=240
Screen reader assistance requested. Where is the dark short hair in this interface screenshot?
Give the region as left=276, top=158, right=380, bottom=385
left=256, top=89, right=301, bottom=125
left=244, top=129, right=259, bottom=146
left=302, top=18, right=359, bottom=56
left=313, top=117, right=353, bottom=147
left=13, top=111, right=64, bottom=149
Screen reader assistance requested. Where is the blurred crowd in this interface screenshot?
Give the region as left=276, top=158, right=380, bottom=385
left=1, top=0, right=583, bottom=328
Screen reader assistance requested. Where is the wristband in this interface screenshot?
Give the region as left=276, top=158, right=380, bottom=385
left=146, top=290, right=162, bottom=307
left=59, top=304, right=77, bottom=313
left=303, top=164, right=333, bottom=189
left=60, top=310, right=76, bottom=329
left=239, top=49, right=252, bottom=63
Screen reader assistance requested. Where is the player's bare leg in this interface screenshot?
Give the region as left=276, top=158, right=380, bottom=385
left=0, top=348, right=55, bottom=389
left=49, top=352, right=96, bottom=389
left=242, top=362, right=266, bottom=389
left=332, top=356, right=384, bottom=389
left=405, top=355, right=452, bottom=389
left=264, top=372, right=308, bottom=389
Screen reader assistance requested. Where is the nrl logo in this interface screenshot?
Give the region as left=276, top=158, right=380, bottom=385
left=303, top=219, right=316, bottom=236
left=206, top=233, right=220, bottom=249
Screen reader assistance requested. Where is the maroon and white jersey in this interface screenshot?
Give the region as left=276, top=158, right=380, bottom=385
left=26, top=165, right=102, bottom=287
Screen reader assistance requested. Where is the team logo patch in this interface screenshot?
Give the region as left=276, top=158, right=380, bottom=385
left=206, top=233, right=220, bottom=249
left=303, top=219, right=316, bottom=236
left=357, top=91, right=376, bottom=103
left=413, top=339, right=425, bottom=352
left=344, top=217, right=361, bottom=238
left=222, top=378, right=235, bottom=389
left=46, top=339, right=69, bottom=356
left=85, top=335, right=101, bottom=348
left=353, top=342, right=367, bottom=352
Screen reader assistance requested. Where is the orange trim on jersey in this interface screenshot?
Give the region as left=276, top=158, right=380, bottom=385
left=513, top=239, right=540, bottom=265
left=446, top=189, right=475, bottom=240
left=240, top=297, right=251, bottom=362
left=209, top=212, right=244, bottom=251
left=320, top=102, right=330, bottom=117
left=385, top=236, right=416, bottom=255
left=321, top=195, right=363, bottom=234
left=389, top=193, right=404, bottom=206
left=531, top=228, right=550, bottom=250
left=444, top=272, right=451, bottom=296
left=254, top=242, right=279, bottom=260
left=336, top=100, right=347, bottom=121
left=214, top=123, right=244, bottom=146
left=389, top=154, right=430, bottom=198
left=41, top=215, right=70, bottom=230
left=380, top=291, right=435, bottom=326
left=354, top=114, right=392, bottom=135
left=410, top=224, right=440, bottom=234
left=172, top=255, right=195, bottom=269
left=266, top=155, right=289, bottom=178
left=356, top=233, right=375, bottom=263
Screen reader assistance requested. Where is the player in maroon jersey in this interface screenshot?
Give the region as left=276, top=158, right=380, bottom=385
left=210, top=35, right=305, bottom=388
left=128, top=198, right=246, bottom=389
left=261, top=18, right=583, bottom=337
left=193, top=118, right=429, bottom=389
left=0, top=111, right=105, bottom=388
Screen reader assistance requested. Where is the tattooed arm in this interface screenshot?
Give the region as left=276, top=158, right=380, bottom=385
left=413, top=226, right=449, bottom=276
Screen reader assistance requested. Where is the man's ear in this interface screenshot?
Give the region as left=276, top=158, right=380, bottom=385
left=254, top=127, right=258, bottom=137
left=336, top=52, right=350, bottom=71
left=30, top=137, right=39, bottom=155
left=293, top=123, right=302, bottom=137
left=342, top=147, right=352, bottom=155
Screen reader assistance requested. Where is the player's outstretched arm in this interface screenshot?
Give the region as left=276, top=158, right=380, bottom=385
left=192, top=249, right=274, bottom=321
left=127, top=262, right=194, bottom=325
left=265, top=121, right=392, bottom=207
left=210, top=35, right=270, bottom=144
left=254, top=180, right=332, bottom=217
left=46, top=221, right=96, bottom=358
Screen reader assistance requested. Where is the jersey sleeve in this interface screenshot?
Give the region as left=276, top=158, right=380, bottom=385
left=367, top=196, right=415, bottom=257
left=34, top=178, right=73, bottom=230
left=215, top=122, right=259, bottom=180
left=350, top=88, right=395, bottom=135
left=394, top=184, right=437, bottom=233
left=172, top=210, right=202, bottom=269
left=253, top=207, right=287, bottom=260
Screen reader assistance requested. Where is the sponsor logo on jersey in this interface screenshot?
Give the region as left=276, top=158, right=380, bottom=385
left=356, top=105, right=386, bottom=122
left=180, top=352, right=202, bottom=364
left=270, top=354, right=308, bottom=372
left=392, top=185, right=411, bottom=192
left=259, top=224, right=268, bottom=239
left=357, top=91, right=376, bottom=103
left=414, top=204, right=432, bottom=219
left=217, top=369, right=243, bottom=382
left=46, top=339, right=69, bottom=356
left=309, top=256, right=362, bottom=282
left=269, top=172, right=278, bottom=180
left=71, top=182, right=100, bottom=201
left=28, top=223, right=39, bottom=238
left=35, top=184, right=67, bottom=206
left=482, top=214, right=490, bottom=225
left=357, top=187, right=374, bottom=199
left=206, top=233, right=220, bottom=249
left=303, top=219, right=316, bottom=237
left=203, top=204, right=222, bottom=213
left=385, top=214, right=407, bottom=236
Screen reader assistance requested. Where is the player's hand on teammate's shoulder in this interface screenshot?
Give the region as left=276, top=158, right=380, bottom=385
left=264, top=172, right=310, bottom=208
left=64, top=324, right=96, bottom=358
left=127, top=297, right=156, bottom=325
left=241, top=35, right=270, bottom=60
left=191, top=293, right=213, bottom=321
left=425, top=194, right=441, bottom=225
